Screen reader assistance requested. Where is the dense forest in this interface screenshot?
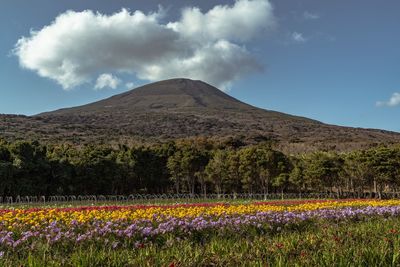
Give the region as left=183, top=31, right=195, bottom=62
left=0, top=138, right=399, bottom=197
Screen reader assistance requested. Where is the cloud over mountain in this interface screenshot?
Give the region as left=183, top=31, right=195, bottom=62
left=303, top=11, right=319, bottom=20
left=94, top=73, right=121, bottom=90
left=376, top=92, right=400, bottom=107
left=291, top=32, right=307, bottom=43
left=14, top=0, right=275, bottom=91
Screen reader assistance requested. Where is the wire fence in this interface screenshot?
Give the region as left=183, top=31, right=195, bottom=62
left=0, top=192, right=399, bottom=205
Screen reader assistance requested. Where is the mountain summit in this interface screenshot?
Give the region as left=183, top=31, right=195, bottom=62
left=41, top=78, right=254, bottom=114
left=2, top=78, right=400, bottom=152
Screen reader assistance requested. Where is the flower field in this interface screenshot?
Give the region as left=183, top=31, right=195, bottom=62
left=2, top=199, right=400, bottom=266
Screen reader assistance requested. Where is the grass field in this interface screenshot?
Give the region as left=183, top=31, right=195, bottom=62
left=1, top=199, right=400, bottom=266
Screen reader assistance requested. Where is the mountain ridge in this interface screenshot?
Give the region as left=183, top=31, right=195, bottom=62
left=1, top=78, right=400, bottom=152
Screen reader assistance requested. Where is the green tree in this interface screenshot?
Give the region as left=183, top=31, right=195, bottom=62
left=238, top=146, right=258, bottom=193
left=167, top=144, right=209, bottom=195
left=0, top=142, right=13, bottom=196
left=303, top=152, right=344, bottom=194
left=289, top=156, right=306, bottom=193
left=205, top=149, right=229, bottom=196
left=226, top=149, right=242, bottom=194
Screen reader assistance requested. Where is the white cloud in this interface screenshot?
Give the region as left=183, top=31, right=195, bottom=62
left=376, top=92, right=400, bottom=107
left=125, top=82, right=135, bottom=89
left=138, top=40, right=262, bottom=90
left=94, top=73, right=121, bottom=90
left=167, top=0, right=275, bottom=43
left=303, top=11, right=319, bottom=20
left=291, top=32, right=307, bottom=43
left=14, top=0, right=275, bottom=91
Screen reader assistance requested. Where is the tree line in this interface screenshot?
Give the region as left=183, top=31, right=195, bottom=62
left=0, top=138, right=399, bottom=197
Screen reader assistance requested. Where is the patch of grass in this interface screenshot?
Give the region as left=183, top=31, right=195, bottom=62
left=0, top=198, right=312, bottom=209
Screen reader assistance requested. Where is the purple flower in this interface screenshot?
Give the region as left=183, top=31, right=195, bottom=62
left=112, top=241, right=119, bottom=249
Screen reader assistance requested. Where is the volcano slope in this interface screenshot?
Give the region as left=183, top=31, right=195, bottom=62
left=1, top=78, right=399, bottom=152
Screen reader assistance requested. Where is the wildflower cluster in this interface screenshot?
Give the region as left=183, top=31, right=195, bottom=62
left=0, top=199, right=400, bottom=253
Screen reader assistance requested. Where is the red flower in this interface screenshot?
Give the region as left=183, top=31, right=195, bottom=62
left=333, top=235, right=340, bottom=242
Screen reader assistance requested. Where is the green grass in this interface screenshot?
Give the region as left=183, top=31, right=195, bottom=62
left=1, top=217, right=400, bottom=266
left=0, top=198, right=310, bottom=209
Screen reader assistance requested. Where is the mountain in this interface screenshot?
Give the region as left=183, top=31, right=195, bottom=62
left=1, top=78, right=400, bottom=152
left=43, top=78, right=253, bottom=112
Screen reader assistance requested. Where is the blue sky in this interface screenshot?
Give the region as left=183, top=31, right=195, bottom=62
left=0, top=0, right=399, bottom=131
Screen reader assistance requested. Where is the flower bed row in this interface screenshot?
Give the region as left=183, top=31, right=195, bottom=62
left=1, top=199, right=400, bottom=252
left=1, top=199, right=399, bottom=226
